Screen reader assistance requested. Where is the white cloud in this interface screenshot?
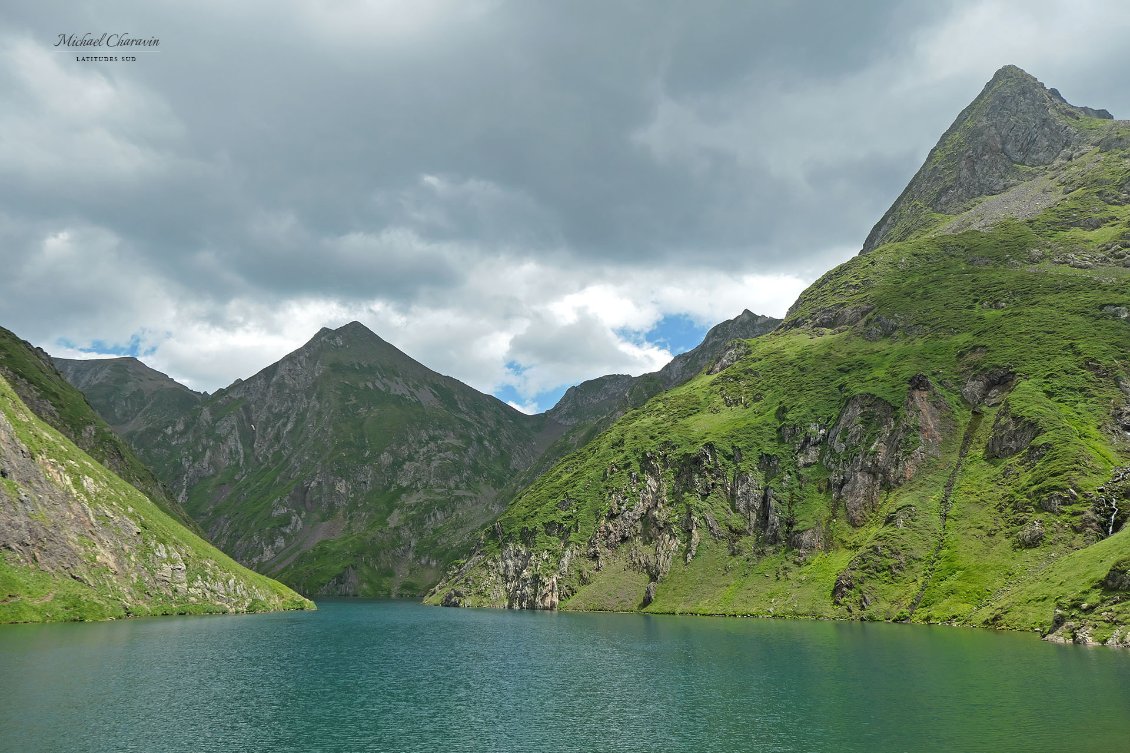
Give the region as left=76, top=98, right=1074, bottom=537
left=21, top=240, right=808, bottom=406
left=912, top=0, right=1130, bottom=86
left=0, top=35, right=187, bottom=188
left=505, top=399, right=539, bottom=415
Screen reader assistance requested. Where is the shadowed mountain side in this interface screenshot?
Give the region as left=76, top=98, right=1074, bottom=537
left=53, top=356, right=204, bottom=440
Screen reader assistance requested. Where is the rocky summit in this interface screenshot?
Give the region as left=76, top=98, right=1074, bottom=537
left=862, top=65, right=1119, bottom=252
left=428, top=66, right=1130, bottom=646
left=0, top=333, right=311, bottom=622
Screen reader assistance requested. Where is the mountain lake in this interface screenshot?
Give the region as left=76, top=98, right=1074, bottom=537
left=2, top=599, right=1128, bottom=752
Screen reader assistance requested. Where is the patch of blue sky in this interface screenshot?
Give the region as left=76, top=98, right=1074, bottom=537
left=642, top=313, right=709, bottom=356
left=495, top=383, right=568, bottom=415
left=56, top=332, right=156, bottom=358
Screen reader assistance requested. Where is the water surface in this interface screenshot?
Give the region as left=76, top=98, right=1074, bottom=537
left=2, top=600, right=1128, bottom=752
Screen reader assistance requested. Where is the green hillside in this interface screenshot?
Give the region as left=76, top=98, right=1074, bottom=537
left=0, top=372, right=312, bottom=623
left=0, top=327, right=198, bottom=532
left=427, top=67, right=1130, bottom=646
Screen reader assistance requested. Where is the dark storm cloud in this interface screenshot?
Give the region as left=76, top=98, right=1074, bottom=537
left=0, top=0, right=963, bottom=285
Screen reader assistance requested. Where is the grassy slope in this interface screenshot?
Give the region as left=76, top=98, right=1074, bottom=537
left=431, top=123, right=1130, bottom=639
left=0, top=375, right=312, bottom=623
left=0, top=328, right=198, bottom=532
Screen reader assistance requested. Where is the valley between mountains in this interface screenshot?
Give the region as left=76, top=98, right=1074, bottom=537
left=4, top=65, right=1129, bottom=645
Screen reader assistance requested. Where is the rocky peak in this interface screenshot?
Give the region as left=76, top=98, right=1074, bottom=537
left=308, top=320, right=386, bottom=348
left=544, top=310, right=780, bottom=428
left=335, top=320, right=380, bottom=337
left=545, top=374, right=635, bottom=427
left=861, top=65, right=1114, bottom=253
left=281, top=320, right=426, bottom=378
left=657, top=310, right=780, bottom=386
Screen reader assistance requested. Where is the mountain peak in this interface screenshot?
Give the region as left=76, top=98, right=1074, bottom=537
left=335, top=320, right=375, bottom=335
left=988, top=63, right=1035, bottom=84
left=861, top=65, right=1115, bottom=253
left=304, top=320, right=389, bottom=351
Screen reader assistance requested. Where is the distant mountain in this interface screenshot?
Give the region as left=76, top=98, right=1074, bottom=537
left=53, top=356, right=203, bottom=441
left=0, top=331, right=311, bottom=622
left=428, top=66, right=1130, bottom=647
left=546, top=310, right=780, bottom=429
left=109, top=321, right=549, bottom=596
left=524, top=310, right=780, bottom=482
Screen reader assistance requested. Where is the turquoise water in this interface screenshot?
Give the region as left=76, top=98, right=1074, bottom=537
left=1, top=600, right=1129, bottom=752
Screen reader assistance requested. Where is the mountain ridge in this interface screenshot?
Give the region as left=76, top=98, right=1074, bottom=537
left=54, top=312, right=780, bottom=597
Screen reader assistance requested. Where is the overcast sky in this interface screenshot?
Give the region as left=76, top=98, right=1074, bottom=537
left=2, top=1, right=1128, bottom=412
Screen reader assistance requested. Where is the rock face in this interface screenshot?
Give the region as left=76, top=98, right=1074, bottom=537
left=862, top=65, right=1113, bottom=253
left=824, top=377, right=947, bottom=527
left=0, top=327, right=197, bottom=532
left=428, top=66, right=1130, bottom=645
left=0, top=368, right=310, bottom=623
left=984, top=402, right=1040, bottom=459
left=432, top=376, right=948, bottom=611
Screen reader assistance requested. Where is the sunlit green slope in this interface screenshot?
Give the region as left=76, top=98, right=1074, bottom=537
left=0, top=356, right=312, bottom=622
left=429, top=67, right=1130, bottom=645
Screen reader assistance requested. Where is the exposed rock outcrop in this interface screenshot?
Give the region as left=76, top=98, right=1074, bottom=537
left=985, top=401, right=1041, bottom=459
left=962, top=368, right=1015, bottom=407
left=862, top=66, right=1105, bottom=252
left=825, top=375, right=947, bottom=526
left=0, top=373, right=309, bottom=622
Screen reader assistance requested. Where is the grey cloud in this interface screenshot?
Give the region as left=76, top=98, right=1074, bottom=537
left=2, top=0, right=1129, bottom=397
